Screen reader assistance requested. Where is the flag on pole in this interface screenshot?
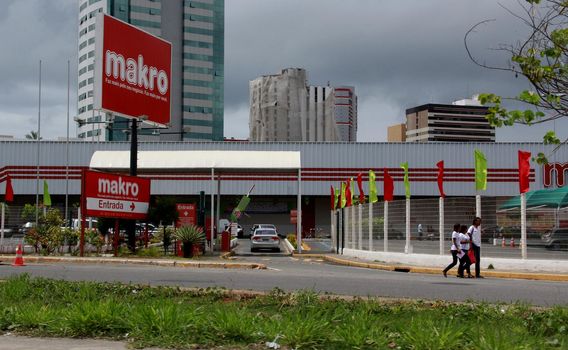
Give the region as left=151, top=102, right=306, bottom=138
left=43, top=180, right=51, bottom=207
left=357, top=173, right=365, bottom=204
left=230, top=195, right=251, bottom=222
left=5, top=175, right=14, bottom=203
left=340, top=182, right=347, bottom=208
left=518, top=150, right=531, bottom=194
left=330, top=185, right=335, bottom=210
left=345, top=179, right=352, bottom=207
left=400, top=162, right=411, bottom=199
left=350, top=178, right=355, bottom=205
left=436, top=160, right=446, bottom=198
left=384, top=168, right=394, bottom=202
left=368, top=170, right=378, bottom=203
left=474, top=149, right=487, bottom=191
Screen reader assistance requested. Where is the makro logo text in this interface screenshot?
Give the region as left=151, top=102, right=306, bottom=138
left=105, top=50, right=169, bottom=95
left=98, top=177, right=140, bottom=197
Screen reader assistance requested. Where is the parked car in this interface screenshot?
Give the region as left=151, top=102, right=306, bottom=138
left=542, top=228, right=568, bottom=250
left=250, top=224, right=280, bottom=238
left=19, top=222, right=36, bottom=234
left=250, top=228, right=281, bottom=252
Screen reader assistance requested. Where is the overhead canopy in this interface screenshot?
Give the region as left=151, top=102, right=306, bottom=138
left=499, top=186, right=568, bottom=210
left=89, top=151, right=301, bottom=172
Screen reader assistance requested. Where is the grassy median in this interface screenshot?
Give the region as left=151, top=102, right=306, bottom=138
left=0, top=275, right=566, bottom=349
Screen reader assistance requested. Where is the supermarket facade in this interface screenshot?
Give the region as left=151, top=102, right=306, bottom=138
left=0, top=141, right=567, bottom=235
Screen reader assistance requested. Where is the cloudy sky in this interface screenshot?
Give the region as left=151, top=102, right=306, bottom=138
left=0, top=0, right=565, bottom=142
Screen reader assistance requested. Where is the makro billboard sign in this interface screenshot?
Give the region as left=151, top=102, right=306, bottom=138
left=83, top=170, right=151, bottom=220
left=94, top=13, right=172, bottom=126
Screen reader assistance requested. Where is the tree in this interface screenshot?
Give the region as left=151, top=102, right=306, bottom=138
left=465, top=0, right=567, bottom=163
left=25, top=131, right=41, bottom=140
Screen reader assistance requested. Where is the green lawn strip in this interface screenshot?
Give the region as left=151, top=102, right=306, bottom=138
left=0, top=275, right=566, bottom=349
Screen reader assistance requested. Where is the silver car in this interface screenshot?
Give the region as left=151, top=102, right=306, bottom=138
left=250, top=228, right=281, bottom=252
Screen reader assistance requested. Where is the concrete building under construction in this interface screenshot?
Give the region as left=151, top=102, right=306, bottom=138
left=249, top=68, right=357, bottom=142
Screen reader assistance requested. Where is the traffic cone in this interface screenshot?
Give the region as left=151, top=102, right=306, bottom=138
left=510, top=237, right=515, bottom=248
left=12, top=244, right=25, bottom=266
left=501, top=237, right=506, bottom=248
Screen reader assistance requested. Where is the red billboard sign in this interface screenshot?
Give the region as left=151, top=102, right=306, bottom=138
left=83, top=170, right=151, bottom=220
left=176, top=203, right=196, bottom=228
left=94, top=13, right=172, bottom=126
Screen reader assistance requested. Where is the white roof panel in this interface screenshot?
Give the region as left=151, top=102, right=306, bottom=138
left=89, top=151, right=301, bottom=171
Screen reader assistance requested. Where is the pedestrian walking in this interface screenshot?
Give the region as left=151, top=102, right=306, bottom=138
left=468, top=217, right=483, bottom=278
left=417, top=223, right=423, bottom=240
left=442, top=223, right=461, bottom=277
left=457, top=225, right=473, bottom=278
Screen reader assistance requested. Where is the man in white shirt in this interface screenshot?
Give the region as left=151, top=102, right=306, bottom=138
left=467, top=217, right=482, bottom=278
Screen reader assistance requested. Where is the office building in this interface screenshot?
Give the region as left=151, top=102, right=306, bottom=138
left=249, top=68, right=357, bottom=142
left=77, top=0, right=224, bottom=141
left=387, top=123, right=406, bottom=142
left=405, top=102, right=494, bottom=142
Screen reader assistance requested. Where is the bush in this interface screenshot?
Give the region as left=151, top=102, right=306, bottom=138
left=137, top=246, right=161, bottom=258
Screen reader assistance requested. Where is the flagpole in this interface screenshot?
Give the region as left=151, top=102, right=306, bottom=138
left=405, top=198, right=411, bottom=254
left=65, top=59, right=70, bottom=225
left=521, top=192, right=527, bottom=259
left=476, top=194, right=481, bottom=218
left=439, top=197, right=444, bottom=255
left=35, top=60, right=42, bottom=227
left=384, top=201, right=389, bottom=252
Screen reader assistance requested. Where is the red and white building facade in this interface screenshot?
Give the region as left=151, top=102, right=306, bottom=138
left=1, top=141, right=566, bottom=233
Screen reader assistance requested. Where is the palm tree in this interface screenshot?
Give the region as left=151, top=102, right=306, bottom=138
left=25, top=131, right=41, bottom=140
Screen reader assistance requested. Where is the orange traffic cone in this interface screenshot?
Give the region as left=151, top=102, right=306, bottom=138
left=510, top=237, right=515, bottom=248
left=12, top=244, right=25, bottom=266
left=501, top=237, right=506, bottom=248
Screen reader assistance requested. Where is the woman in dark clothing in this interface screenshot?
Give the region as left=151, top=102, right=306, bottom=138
left=457, top=224, right=473, bottom=278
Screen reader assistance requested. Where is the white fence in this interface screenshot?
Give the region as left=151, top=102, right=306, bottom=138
left=331, top=197, right=568, bottom=260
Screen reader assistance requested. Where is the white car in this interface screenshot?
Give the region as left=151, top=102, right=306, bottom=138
left=250, top=228, right=281, bottom=252
left=250, top=224, right=280, bottom=237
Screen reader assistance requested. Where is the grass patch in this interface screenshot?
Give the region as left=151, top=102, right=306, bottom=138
left=0, top=275, right=566, bottom=349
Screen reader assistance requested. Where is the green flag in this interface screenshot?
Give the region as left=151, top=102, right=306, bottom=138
left=474, top=149, right=487, bottom=191
left=230, top=195, right=251, bottom=222
left=369, top=170, right=378, bottom=203
left=340, top=182, right=347, bottom=208
left=334, top=188, right=340, bottom=210
left=43, top=180, right=51, bottom=207
left=400, top=162, right=411, bottom=199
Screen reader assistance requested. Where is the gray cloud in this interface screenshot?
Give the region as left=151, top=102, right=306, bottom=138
left=0, top=0, right=564, bottom=142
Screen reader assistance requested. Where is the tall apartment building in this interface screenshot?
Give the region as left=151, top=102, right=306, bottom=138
left=77, top=0, right=224, bottom=141
left=249, top=68, right=357, bottom=142
left=405, top=103, right=495, bottom=142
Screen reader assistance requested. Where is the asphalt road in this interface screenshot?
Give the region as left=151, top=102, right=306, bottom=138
left=1, top=256, right=567, bottom=306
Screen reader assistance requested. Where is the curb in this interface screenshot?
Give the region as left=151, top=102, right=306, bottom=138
left=0, top=255, right=266, bottom=270
left=292, top=254, right=568, bottom=282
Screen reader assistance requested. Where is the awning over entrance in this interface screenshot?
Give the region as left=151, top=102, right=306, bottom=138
left=89, top=151, right=301, bottom=171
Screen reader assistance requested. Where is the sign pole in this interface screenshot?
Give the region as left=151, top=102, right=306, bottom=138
left=114, top=219, right=119, bottom=257
left=80, top=169, right=86, bottom=257
left=1, top=202, right=5, bottom=252
left=521, top=192, right=527, bottom=259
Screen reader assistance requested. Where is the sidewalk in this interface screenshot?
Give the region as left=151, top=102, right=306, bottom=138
left=0, top=253, right=266, bottom=270
left=294, top=251, right=568, bottom=282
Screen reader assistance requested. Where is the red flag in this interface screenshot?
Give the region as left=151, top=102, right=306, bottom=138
left=357, top=173, right=365, bottom=204
left=5, top=175, right=14, bottom=203
left=384, top=168, right=394, bottom=202
left=436, top=160, right=446, bottom=198
left=330, top=185, right=335, bottom=210
left=518, top=150, right=531, bottom=194
left=345, top=179, right=352, bottom=207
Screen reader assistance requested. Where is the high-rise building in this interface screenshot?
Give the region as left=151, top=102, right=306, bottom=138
left=387, top=123, right=406, bottom=142
left=249, top=68, right=357, bottom=142
left=405, top=103, right=494, bottom=142
left=77, top=0, right=224, bottom=141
